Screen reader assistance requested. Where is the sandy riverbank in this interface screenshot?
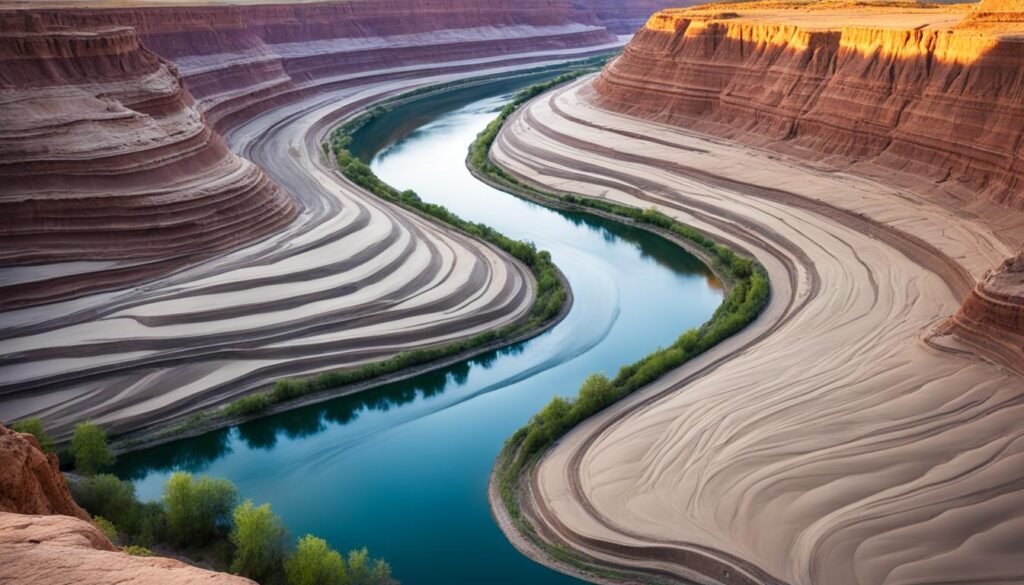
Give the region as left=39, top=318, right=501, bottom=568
left=490, top=79, right=1024, bottom=584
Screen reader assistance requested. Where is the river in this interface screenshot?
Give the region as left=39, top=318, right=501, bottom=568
left=116, top=73, right=723, bottom=584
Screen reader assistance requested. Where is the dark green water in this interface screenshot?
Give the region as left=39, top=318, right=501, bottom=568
left=116, top=75, right=723, bottom=584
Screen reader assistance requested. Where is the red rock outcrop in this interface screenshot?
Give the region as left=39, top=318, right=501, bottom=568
left=592, top=5, right=1024, bottom=211
left=0, top=423, right=255, bottom=584
left=0, top=25, right=297, bottom=309
left=945, top=250, right=1024, bottom=371
left=0, top=424, right=86, bottom=520
left=0, top=512, right=259, bottom=584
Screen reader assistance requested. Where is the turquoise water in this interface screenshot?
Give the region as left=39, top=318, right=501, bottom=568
left=116, top=76, right=722, bottom=584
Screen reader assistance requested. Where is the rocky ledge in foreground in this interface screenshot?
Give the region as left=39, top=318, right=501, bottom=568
left=0, top=424, right=254, bottom=585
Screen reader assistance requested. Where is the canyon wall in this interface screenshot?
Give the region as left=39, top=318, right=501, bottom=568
left=0, top=25, right=296, bottom=308
left=591, top=4, right=1024, bottom=366
left=0, top=423, right=254, bottom=585
left=0, top=0, right=634, bottom=309
left=592, top=9, right=1024, bottom=211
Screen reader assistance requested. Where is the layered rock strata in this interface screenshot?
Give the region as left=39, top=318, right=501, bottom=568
left=491, top=76, right=1024, bottom=585
left=0, top=0, right=639, bottom=436
left=0, top=26, right=296, bottom=308
left=592, top=4, right=1024, bottom=211
left=0, top=423, right=254, bottom=585
left=945, top=250, right=1024, bottom=371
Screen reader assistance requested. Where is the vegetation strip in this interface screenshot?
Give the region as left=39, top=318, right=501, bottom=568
left=469, top=74, right=770, bottom=560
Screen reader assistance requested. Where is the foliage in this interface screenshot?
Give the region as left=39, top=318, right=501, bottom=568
left=224, top=393, right=274, bottom=417
left=123, top=545, right=155, bottom=557
left=286, top=535, right=347, bottom=585
left=230, top=501, right=289, bottom=584
left=345, top=547, right=397, bottom=585
left=11, top=417, right=54, bottom=453
left=71, top=422, right=115, bottom=475
left=93, top=516, right=119, bottom=543
left=163, top=472, right=239, bottom=548
left=463, top=73, right=772, bottom=520
left=71, top=474, right=138, bottom=532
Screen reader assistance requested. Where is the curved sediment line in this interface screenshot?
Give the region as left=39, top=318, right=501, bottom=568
left=0, top=51, right=621, bottom=438
left=491, top=80, right=1024, bottom=585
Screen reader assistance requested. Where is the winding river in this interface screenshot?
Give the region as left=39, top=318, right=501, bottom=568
left=116, top=75, right=723, bottom=584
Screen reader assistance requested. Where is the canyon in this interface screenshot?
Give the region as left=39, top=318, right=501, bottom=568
left=0, top=0, right=678, bottom=439
left=490, top=2, right=1024, bottom=585
left=0, top=423, right=255, bottom=584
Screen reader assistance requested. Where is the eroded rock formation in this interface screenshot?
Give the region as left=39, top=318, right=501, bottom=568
left=593, top=4, right=1024, bottom=211
left=0, top=423, right=254, bottom=585
left=0, top=424, right=86, bottom=519
left=0, top=25, right=296, bottom=309
left=945, top=249, right=1024, bottom=370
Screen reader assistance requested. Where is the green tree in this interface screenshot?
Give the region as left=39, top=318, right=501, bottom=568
left=163, top=472, right=237, bottom=547
left=71, top=474, right=138, bottom=531
left=345, top=547, right=397, bottom=585
left=285, top=535, right=346, bottom=585
left=71, top=422, right=114, bottom=475
left=12, top=417, right=54, bottom=453
left=230, top=501, right=288, bottom=583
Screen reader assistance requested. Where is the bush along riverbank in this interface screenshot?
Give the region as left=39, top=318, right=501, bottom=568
left=470, top=74, right=770, bottom=557
left=216, top=106, right=575, bottom=419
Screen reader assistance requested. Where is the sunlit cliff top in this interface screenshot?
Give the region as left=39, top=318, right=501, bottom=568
left=646, top=0, right=1024, bottom=36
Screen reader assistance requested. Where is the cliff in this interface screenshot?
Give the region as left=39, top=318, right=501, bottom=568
left=591, top=1, right=1024, bottom=367
left=0, top=0, right=636, bottom=308
left=0, top=424, right=255, bottom=585
left=0, top=424, right=86, bottom=519
left=945, top=250, right=1024, bottom=370
left=592, top=3, right=1024, bottom=211
left=0, top=25, right=297, bottom=309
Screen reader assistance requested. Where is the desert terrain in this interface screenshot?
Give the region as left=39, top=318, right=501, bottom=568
left=490, top=1, right=1024, bottom=584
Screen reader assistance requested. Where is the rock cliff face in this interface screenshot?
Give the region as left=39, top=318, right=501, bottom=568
left=946, top=250, right=1024, bottom=370
left=0, top=0, right=637, bottom=309
left=592, top=7, right=1024, bottom=211
left=591, top=2, right=1024, bottom=367
left=0, top=424, right=254, bottom=585
left=0, top=25, right=296, bottom=309
left=0, top=424, right=86, bottom=519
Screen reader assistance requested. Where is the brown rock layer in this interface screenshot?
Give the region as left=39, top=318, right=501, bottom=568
left=592, top=9, right=1024, bottom=210
left=946, top=250, right=1024, bottom=370
left=0, top=424, right=86, bottom=520
left=0, top=25, right=297, bottom=308
left=0, top=512, right=258, bottom=584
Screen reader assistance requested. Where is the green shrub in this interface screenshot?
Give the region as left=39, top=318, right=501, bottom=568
left=71, top=422, right=114, bottom=475
left=93, top=516, right=118, bottom=543
left=224, top=393, right=273, bottom=417
left=231, top=501, right=289, bottom=584
left=285, top=535, right=346, bottom=585
left=11, top=417, right=54, bottom=453
left=72, top=474, right=138, bottom=532
left=164, top=472, right=238, bottom=548
left=123, top=545, right=155, bottom=557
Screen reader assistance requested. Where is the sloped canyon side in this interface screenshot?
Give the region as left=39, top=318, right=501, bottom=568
left=489, top=2, right=1024, bottom=584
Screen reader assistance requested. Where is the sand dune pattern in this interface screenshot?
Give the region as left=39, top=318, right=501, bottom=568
left=489, top=80, right=1024, bottom=585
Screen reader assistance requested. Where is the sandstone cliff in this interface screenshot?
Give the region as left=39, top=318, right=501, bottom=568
left=0, top=424, right=255, bottom=585
left=945, top=250, right=1024, bottom=370
left=593, top=4, right=1024, bottom=211
left=591, top=1, right=1024, bottom=367
left=0, top=424, right=86, bottom=519
left=0, top=25, right=297, bottom=309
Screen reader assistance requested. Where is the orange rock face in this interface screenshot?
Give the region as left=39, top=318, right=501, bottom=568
left=0, top=424, right=86, bottom=519
left=0, top=423, right=255, bottom=585
left=948, top=250, right=1024, bottom=370
left=0, top=25, right=297, bottom=309
left=592, top=8, right=1024, bottom=211
left=0, top=512, right=257, bottom=585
